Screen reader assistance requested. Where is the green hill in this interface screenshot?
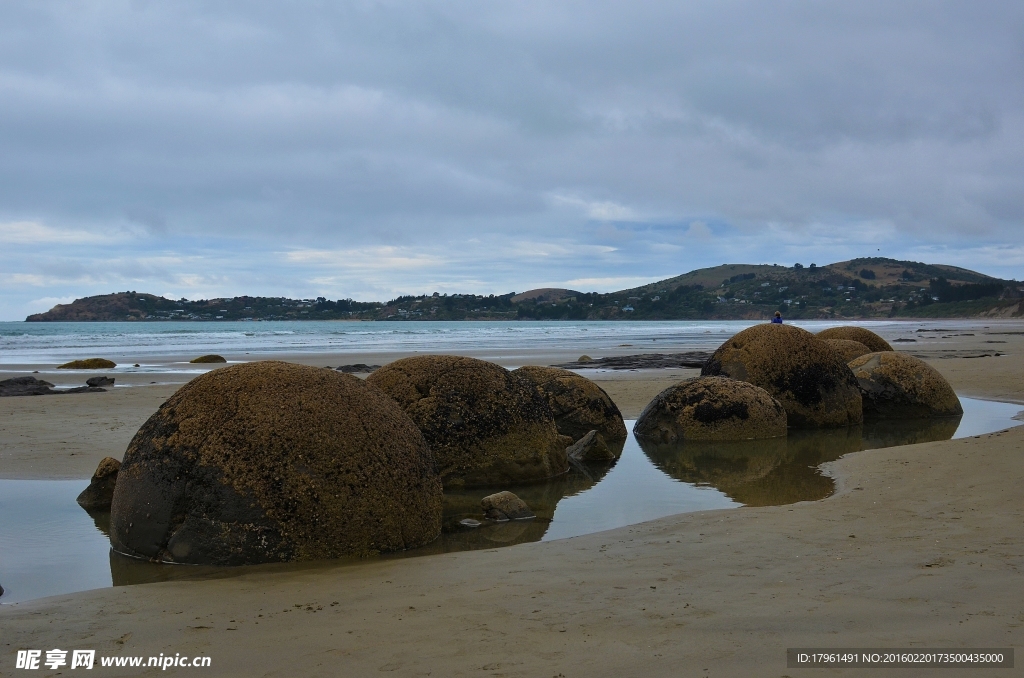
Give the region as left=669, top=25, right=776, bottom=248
left=25, top=258, right=1022, bottom=322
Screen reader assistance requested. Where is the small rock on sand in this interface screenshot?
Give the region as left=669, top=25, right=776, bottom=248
left=86, top=376, right=115, bottom=387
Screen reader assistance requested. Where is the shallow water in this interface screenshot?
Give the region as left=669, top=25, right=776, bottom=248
left=0, top=398, right=1020, bottom=605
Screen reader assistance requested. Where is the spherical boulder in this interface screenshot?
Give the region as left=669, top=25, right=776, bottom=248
left=817, top=326, right=893, bottom=353
left=512, top=366, right=627, bottom=447
left=634, top=376, right=787, bottom=443
left=848, top=352, right=963, bottom=419
left=701, top=324, right=863, bottom=428
left=367, top=356, right=570, bottom=488
left=823, top=338, right=873, bottom=363
left=109, top=361, right=441, bottom=565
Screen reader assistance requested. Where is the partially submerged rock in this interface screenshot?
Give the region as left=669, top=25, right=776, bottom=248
left=481, top=491, right=535, bottom=521
left=817, top=326, right=893, bottom=353
left=566, top=429, right=620, bottom=462
left=189, top=354, right=227, bottom=364
left=86, top=376, right=115, bottom=387
left=634, top=376, right=787, bottom=443
left=76, top=457, right=121, bottom=510
left=702, top=324, right=862, bottom=428
left=58, top=358, right=116, bottom=369
left=367, top=356, right=570, bottom=488
left=822, top=338, right=873, bottom=363
left=110, top=361, right=442, bottom=565
left=512, top=365, right=627, bottom=448
left=848, top=352, right=963, bottom=419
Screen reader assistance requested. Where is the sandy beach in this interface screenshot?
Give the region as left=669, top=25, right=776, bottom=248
left=2, top=322, right=1023, bottom=676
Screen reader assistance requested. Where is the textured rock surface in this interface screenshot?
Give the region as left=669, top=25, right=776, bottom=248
left=512, top=366, right=626, bottom=446
left=0, top=376, right=56, bottom=396
left=368, top=356, right=570, bottom=488
left=189, top=354, right=227, bottom=364
left=58, top=358, right=117, bottom=369
left=0, top=376, right=104, bottom=396
left=823, top=339, right=873, bottom=363
left=77, top=457, right=121, bottom=510
left=634, top=376, right=787, bottom=442
left=817, top=326, right=893, bottom=353
left=566, top=430, right=618, bottom=462
left=110, top=361, right=442, bottom=565
left=848, top=352, right=963, bottom=419
left=86, top=376, right=115, bottom=387
left=702, top=324, right=863, bottom=428
left=481, top=491, right=535, bottom=520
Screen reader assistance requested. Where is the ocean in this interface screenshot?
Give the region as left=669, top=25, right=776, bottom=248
left=0, top=319, right=974, bottom=368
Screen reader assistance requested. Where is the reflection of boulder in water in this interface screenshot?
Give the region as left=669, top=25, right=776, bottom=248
left=640, top=429, right=868, bottom=507
left=418, top=458, right=617, bottom=555
left=860, top=416, right=959, bottom=449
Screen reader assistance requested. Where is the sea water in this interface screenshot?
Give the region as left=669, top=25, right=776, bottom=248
left=1, top=400, right=1020, bottom=606
left=0, top=319, right=995, bottom=367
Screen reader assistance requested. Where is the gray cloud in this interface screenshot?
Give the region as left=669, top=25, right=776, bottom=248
left=0, top=1, right=1022, bottom=318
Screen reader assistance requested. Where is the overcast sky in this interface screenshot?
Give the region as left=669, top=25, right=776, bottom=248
left=1, top=1, right=1022, bottom=319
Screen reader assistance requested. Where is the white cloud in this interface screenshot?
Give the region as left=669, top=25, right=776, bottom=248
left=0, top=221, right=118, bottom=245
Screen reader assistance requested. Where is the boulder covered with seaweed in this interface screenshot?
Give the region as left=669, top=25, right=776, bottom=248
left=513, top=365, right=626, bottom=453
left=634, top=376, right=787, bottom=443
left=368, top=356, right=570, bottom=488
left=702, top=324, right=862, bottom=428
left=816, top=326, right=893, bottom=353
left=848, top=352, right=963, bottom=419
left=110, top=361, right=441, bottom=565
left=822, top=338, right=873, bottom=363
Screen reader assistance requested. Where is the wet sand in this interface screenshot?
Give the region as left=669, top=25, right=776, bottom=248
left=1, top=323, right=1023, bottom=676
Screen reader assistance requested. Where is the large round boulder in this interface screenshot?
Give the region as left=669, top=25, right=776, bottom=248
left=817, top=326, right=893, bottom=352
left=634, top=376, right=787, bottom=443
left=367, top=356, right=570, bottom=488
left=512, top=365, right=627, bottom=445
left=822, top=338, right=873, bottom=363
left=848, top=352, right=963, bottom=419
left=109, top=361, right=441, bottom=565
left=701, top=324, right=863, bottom=428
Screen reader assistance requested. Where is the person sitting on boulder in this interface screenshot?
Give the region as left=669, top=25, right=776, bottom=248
left=771, top=311, right=783, bottom=324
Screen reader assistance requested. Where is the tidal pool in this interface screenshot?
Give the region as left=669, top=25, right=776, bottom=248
left=0, top=397, right=1020, bottom=605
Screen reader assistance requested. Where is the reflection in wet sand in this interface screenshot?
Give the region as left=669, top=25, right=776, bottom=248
left=638, top=416, right=961, bottom=506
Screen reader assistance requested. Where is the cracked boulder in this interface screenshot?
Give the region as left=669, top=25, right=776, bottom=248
left=512, top=366, right=627, bottom=456
left=702, top=324, right=862, bottom=428
left=634, top=376, right=787, bottom=443
left=848, top=351, right=963, bottom=419
left=109, top=361, right=442, bottom=565
left=368, top=355, right=570, bottom=488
